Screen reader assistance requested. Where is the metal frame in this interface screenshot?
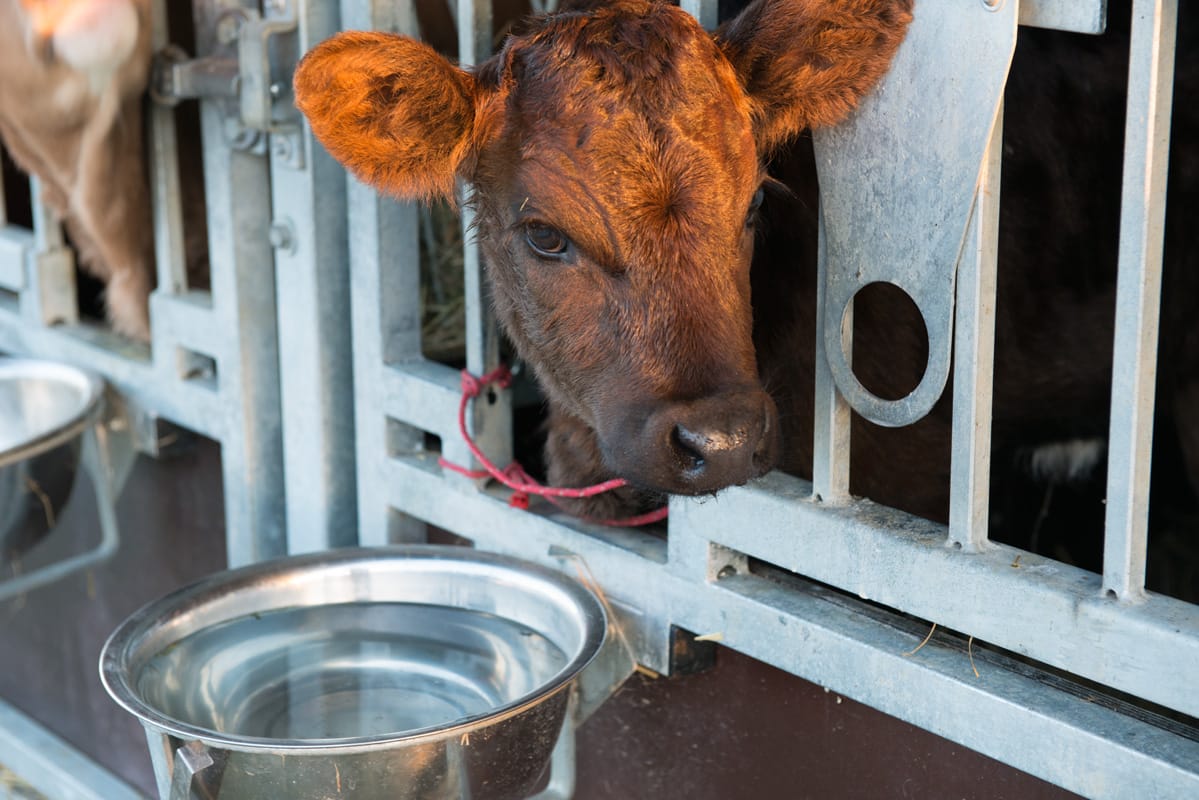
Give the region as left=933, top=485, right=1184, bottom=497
left=0, top=0, right=297, bottom=796
left=0, top=698, right=142, bottom=800
left=346, top=0, right=1199, bottom=797
left=0, top=0, right=1192, bottom=796
left=0, top=0, right=287, bottom=566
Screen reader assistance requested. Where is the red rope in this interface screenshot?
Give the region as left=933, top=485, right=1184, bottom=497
left=437, top=367, right=669, bottom=527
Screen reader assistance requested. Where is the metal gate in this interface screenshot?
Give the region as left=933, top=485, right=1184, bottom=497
left=0, top=0, right=1195, bottom=797
left=0, top=0, right=351, bottom=792
left=346, top=0, right=1198, bottom=797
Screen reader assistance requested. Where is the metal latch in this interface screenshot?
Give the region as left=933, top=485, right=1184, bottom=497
left=150, top=4, right=302, bottom=167
left=151, top=45, right=238, bottom=105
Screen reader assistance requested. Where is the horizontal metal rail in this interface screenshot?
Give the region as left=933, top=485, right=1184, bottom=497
left=0, top=697, right=144, bottom=800
left=375, top=457, right=1199, bottom=799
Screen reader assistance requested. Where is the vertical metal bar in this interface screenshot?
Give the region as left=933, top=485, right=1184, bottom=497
left=272, top=0, right=358, bottom=555
left=457, top=0, right=494, bottom=377
left=680, top=0, right=718, bottom=30
left=29, top=179, right=65, bottom=252
left=457, top=0, right=491, bottom=70
left=948, top=107, right=1002, bottom=552
left=1102, top=0, right=1177, bottom=600
left=343, top=0, right=426, bottom=546
left=812, top=209, right=852, bottom=503
left=347, top=185, right=425, bottom=545
left=456, top=0, right=512, bottom=472
left=149, top=0, right=189, bottom=297
left=24, top=178, right=77, bottom=327
left=191, top=0, right=286, bottom=566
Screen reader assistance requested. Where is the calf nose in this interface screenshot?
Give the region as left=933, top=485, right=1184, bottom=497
left=649, top=391, right=779, bottom=494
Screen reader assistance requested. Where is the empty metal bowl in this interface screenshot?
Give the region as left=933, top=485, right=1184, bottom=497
left=100, top=545, right=608, bottom=800
left=0, top=358, right=104, bottom=563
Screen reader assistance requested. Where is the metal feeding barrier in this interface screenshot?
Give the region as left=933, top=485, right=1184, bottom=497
left=0, top=0, right=1194, bottom=797
left=349, top=0, right=1198, bottom=798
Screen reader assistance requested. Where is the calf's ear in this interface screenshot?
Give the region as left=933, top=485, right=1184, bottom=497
left=294, top=32, right=480, bottom=201
left=716, top=0, right=913, bottom=153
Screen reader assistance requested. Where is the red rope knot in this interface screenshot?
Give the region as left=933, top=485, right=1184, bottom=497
left=461, top=365, right=512, bottom=399
left=440, top=367, right=668, bottom=527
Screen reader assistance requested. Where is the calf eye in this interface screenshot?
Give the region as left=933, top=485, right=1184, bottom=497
left=524, top=223, right=570, bottom=258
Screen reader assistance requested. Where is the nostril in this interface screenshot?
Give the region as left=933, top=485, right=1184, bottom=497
left=671, top=424, right=707, bottom=471
left=751, top=418, right=771, bottom=469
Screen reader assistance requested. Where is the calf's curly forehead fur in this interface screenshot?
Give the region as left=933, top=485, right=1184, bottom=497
left=294, top=0, right=913, bottom=202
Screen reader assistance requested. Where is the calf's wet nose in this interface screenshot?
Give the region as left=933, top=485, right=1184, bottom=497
left=611, top=390, right=779, bottom=496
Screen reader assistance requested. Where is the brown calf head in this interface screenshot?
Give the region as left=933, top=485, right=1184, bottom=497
left=295, top=0, right=911, bottom=499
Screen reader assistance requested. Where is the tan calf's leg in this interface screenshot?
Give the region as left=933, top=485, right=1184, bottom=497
left=70, top=91, right=153, bottom=339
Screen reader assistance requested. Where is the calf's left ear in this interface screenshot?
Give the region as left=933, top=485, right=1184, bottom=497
left=294, top=32, right=481, bottom=201
left=716, top=0, right=913, bottom=153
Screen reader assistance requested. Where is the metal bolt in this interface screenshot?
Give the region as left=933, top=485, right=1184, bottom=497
left=215, top=13, right=241, bottom=46
left=268, top=221, right=295, bottom=252
left=272, top=135, right=292, bottom=160
left=981, top=0, right=1004, bottom=10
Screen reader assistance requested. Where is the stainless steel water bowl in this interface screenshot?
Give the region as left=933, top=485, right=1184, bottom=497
left=0, top=358, right=104, bottom=563
left=100, top=546, right=608, bottom=800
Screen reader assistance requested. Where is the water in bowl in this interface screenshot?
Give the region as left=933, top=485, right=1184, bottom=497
left=135, top=602, right=568, bottom=741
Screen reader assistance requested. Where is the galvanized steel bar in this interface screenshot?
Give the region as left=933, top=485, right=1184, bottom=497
left=22, top=179, right=77, bottom=330
left=342, top=0, right=426, bottom=546
left=1102, top=0, right=1177, bottom=601
left=686, top=471, right=1199, bottom=718
left=1020, top=0, right=1107, bottom=33
left=377, top=457, right=1199, bottom=797
left=269, top=0, right=359, bottom=555
left=948, top=109, right=1002, bottom=552
left=680, top=0, right=718, bottom=30
left=456, top=0, right=491, bottom=70
left=0, top=228, right=30, bottom=291
left=0, top=698, right=143, bottom=800
left=148, top=0, right=188, bottom=296
left=458, top=0, right=490, bottom=376
left=456, top=0, right=512, bottom=477
left=188, top=0, right=286, bottom=566
left=346, top=186, right=425, bottom=546
left=812, top=210, right=851, bottom=503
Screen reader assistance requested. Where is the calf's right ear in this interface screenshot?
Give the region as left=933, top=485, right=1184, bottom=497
left=294, top=32, right=480, bottom=201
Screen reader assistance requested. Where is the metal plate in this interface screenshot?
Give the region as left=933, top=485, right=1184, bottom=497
left=813, top=0, right=1017, bottom=427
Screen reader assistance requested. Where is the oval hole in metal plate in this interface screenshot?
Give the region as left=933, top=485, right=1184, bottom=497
left=842, top=280, right=929, bottom=402
left=812, top=0, right=1017, bottom=428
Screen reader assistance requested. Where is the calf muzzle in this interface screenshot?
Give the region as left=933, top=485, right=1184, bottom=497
left=607, top=390, right=780, bottom=496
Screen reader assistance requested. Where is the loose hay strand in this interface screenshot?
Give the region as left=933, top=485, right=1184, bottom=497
left=968, top=635, right=980, bottom=678
left=903, top=623, right=937, bottom=657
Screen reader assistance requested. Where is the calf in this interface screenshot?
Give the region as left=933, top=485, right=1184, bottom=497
left=0, top=0, right=154, bottom=340
left=297, top=0, right=914, bottom=519
left=295, top=0, right=1198, bottom=545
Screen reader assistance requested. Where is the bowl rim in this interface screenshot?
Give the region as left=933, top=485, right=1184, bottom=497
left=0, top=357, right=105, bottom=468
left=99, top=545, right=608, bottom=754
